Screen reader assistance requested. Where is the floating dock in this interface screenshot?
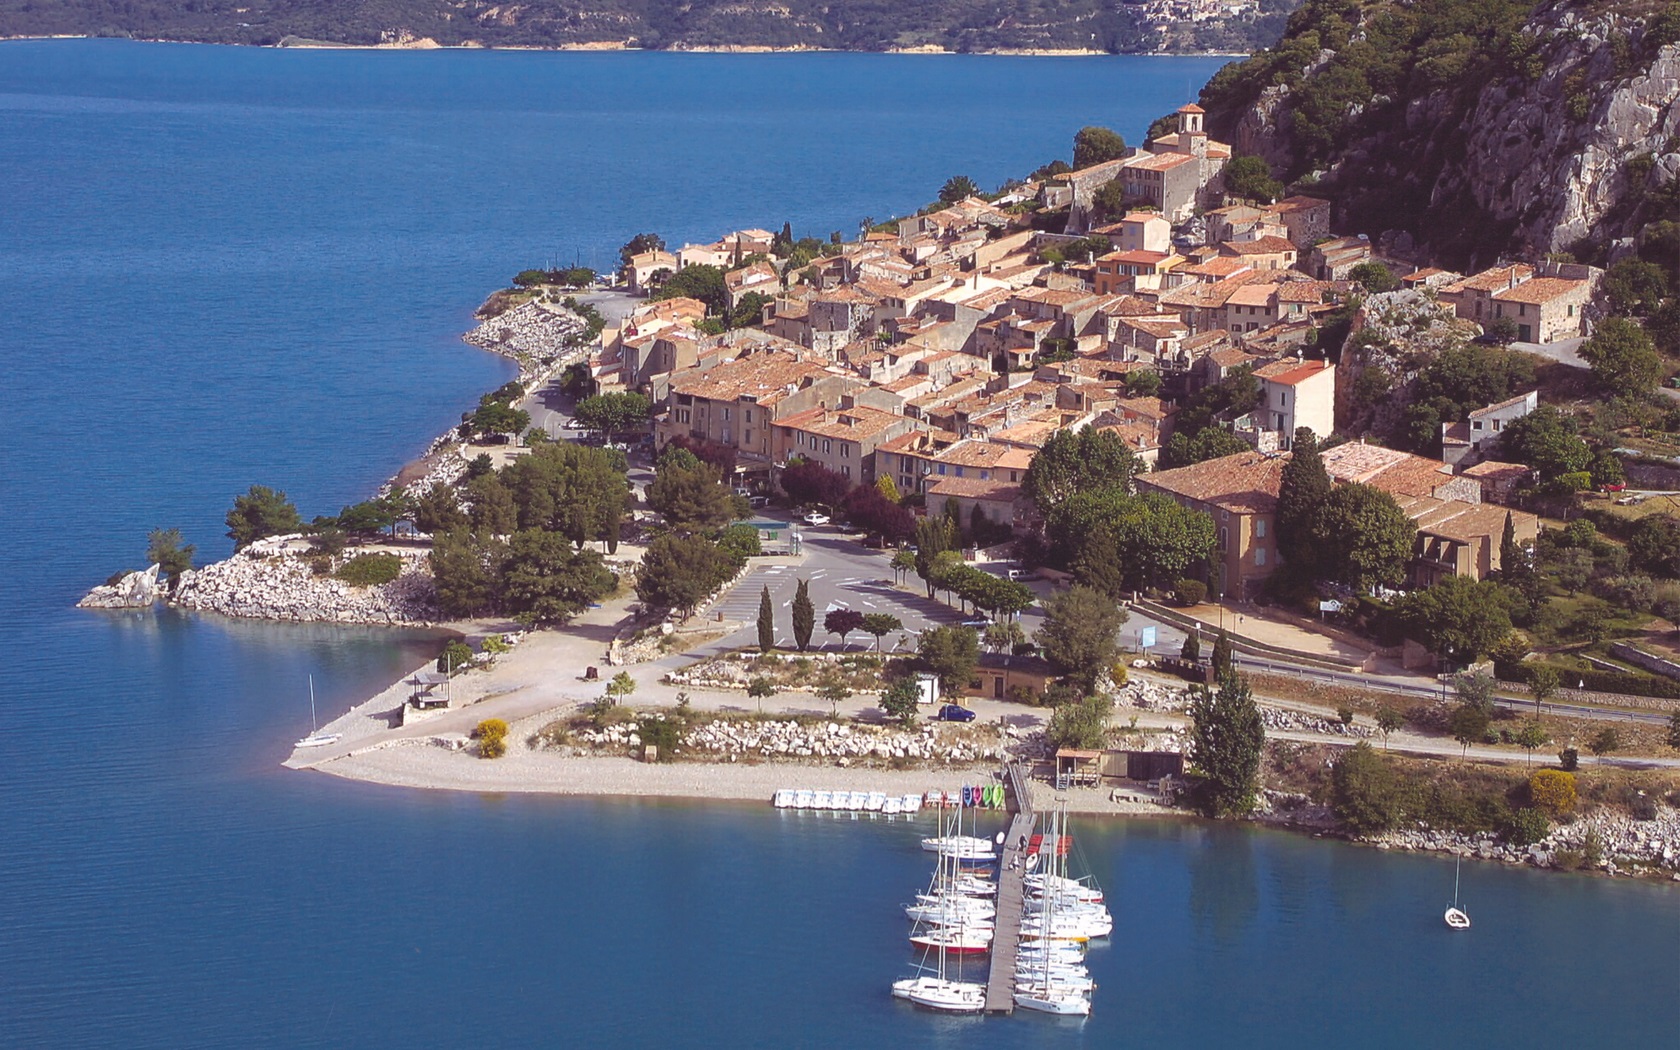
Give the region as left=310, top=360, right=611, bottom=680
left=983, top=762, right=1035, bottom=1014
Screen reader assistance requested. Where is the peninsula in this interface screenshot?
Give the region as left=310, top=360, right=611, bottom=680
left=83, top=0, right=1680, bottom=882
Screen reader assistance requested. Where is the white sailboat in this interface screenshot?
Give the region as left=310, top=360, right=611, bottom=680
left=1444, top=855, right=1471, bottom=930
left=295, top=675, right=340, bottom=748
left=895, top=801, right=987, bottom=1012
left=1014, top=802, right=1092, bottom=1017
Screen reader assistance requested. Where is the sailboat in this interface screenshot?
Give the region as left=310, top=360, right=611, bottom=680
left=1014, top=802, right=1093, bottom=1016
left=895, top=800, right=987, bottom=1012
left=295, top=675, right=341, bottom=748
left=1444, top=854, right=1471, bottom=930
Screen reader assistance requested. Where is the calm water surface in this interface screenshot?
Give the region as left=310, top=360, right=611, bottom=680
left=1, top=40, right=1675, bottom=1048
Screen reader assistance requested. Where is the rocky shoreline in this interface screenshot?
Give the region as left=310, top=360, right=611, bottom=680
left=169, top=536, right=440, bottom=625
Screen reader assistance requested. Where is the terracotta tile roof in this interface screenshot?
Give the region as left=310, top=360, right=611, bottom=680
left=1099, top=249, right=1173, bottom=266
left=1095, top=419, right=1161, bottom=451
left=1182, top=257, right=1253, bottom=279
left=1220, top=235, right=1297, bottom=255
left=1461, top=460, right=1531, bottom=480
left=1320, top=443, right=1455, bottom=498
left=1470, top=391, right=1538, bottom=417
left=1140, top=451, right=1288, bottom=514
left=1227, top=283, right=1282, bottom=308
left=776, top=404, right=907, bottom=442
left=669, top=352, right=830, bottom=403
left=1254, top=359, right=1331, bottom=386
left=1492, top=277, right=1588, bottom=305
left=1447, top=264, right=1535, bottom=294
left=1274, top=281, right=1332, bottom=303
left=927, top=476, right=1024, bottom=502
left=1126, top=152, right=1196, bottom=172
left=1269, top=195, right=1330, bottom=214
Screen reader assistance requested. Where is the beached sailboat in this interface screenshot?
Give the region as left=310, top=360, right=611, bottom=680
left=295, top=676, right=340, bottom=748
left=1444, top=855, right=1471, bottom=930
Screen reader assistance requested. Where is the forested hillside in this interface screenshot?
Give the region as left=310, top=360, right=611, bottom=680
left=0, top=0, right=1296, bottom=53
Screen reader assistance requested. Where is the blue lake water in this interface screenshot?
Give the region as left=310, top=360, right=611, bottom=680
left=1, top=39, right=1676, bottom=1048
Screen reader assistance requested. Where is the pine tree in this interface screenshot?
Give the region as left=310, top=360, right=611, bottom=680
left=1189, top=672, right=1266, bottom=818
left=1212, top=629, right=1234, bottom=679
left=791, top=578, right=814, bottom=652
left=1277, top=427, right=1331, bottom=580
left=757, top=586, right=775, bottom=653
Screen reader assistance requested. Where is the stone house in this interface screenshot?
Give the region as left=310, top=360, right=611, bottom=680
left=926, top=475, right=1027, bottom=533
left=1137, top=451, right=1289, bottom=599
left=1093, top=211, right=1171, bottom=253
left=656, top=352, right=851, bottom=474
left=1491, top=277, right=1590, bottom=343
left=625, top=249, right=679, bottom=293
left=1250, top=358, right=1335, bottom=448
left=1440, top=391, right=1538, bottom=466
left=772, top=402, right=918, bottom=485
left=1306, top=235, right=1372, bottom=281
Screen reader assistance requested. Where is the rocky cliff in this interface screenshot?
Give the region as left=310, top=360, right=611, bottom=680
left=1201, top=0, right=1680, bottom=269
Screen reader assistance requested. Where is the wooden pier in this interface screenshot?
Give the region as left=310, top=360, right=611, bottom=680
left=984, top=762, right=1036, bottom=1014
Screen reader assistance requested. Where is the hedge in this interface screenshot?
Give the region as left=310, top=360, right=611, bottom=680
left=334, top=553, right=404, bottom=587
left=1503, top=658, right=1680, bottom=700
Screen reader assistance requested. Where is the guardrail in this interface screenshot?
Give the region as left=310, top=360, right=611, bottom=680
left=1131, top=598, right=1374, bottom=674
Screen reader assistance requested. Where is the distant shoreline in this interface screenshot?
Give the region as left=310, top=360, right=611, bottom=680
left=0, top=34, right=1248, bottom=59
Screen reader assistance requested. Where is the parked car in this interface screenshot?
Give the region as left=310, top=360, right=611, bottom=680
left=748, top=496, right=769, bottom=508
left=803, top=511, right=830, bottom=526
left=935, top=704, right=977, bottom=723
left=1601, top=483, right=1627, bottom=493
left=1005, top=567, right=1035, bottom=581
left=960, top=617, right=991, bottom=629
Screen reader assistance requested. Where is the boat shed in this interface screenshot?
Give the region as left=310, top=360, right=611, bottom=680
left=408, top=670, right=451, bottom=710
left=1054, top=748, right=1103, bottom=788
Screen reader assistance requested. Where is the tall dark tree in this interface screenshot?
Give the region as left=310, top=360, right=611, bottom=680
left=501, top=531, right=617, bottom=626
left=780, top=459, right=851, bottom=510
left=938, top=175, right=980, bottom=203
left=146, top=527, right=195, bottom=589
left=1189, top=672, right=1266, bottom=818
left=429, top=529, right=508, bottom=618
left=791, top=578, right=814, bottom=652
left=1211, top=629, right=1235, bottom=679
left=635, top=533, right=736, bottom=617
left=225, top=484, right=303, bottom=549
left=647, top=460, right=747, bottom=533
left=1276, top=428, right=1331, bottom=579
left=618, top=232, right=665, bottom=268
left=913, top=516, right=960, bottom=598
left=757, top=586, right=775, bottom=653
left=1072, top=126, right=1127, bottom=168
left=1318, top=483, right=1416, bottom=592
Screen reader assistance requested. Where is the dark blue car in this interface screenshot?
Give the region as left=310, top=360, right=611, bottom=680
left=936, top=704, right=977, bottom=723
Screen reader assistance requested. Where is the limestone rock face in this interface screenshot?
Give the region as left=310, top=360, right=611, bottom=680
left=1212, top=2, right=1680, bottom=266
left=170, top=537, right=440, bottom=625
left=77, top=564, right=163, bottom=609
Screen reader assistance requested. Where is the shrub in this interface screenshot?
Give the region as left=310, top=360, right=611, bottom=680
left=1558, top=747, right=1580, bottom=771
left=640, top=716, right=681, bottom=761
left=335, top=553, right=404, bottom=586
left=1173, top=578, right=1208, bottom=607
left=1528, top=769, right=1577, bottom=815
left=482, top=634, right=512, bottom=655
left=1505, top=806, right=1551, bottom=846
left=475, top=718, right=509, bottom=759
left=438, top=640, right=474, bottom=674
left=1329, top=741, right=1406, bottom=833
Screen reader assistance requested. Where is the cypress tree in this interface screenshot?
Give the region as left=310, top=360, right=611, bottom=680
left=757, top=586, right=775, bottom=653
left=1212, top=629, right=1234, bottom=679
left=791, top=578, right=814, bottom=652
left=1189, top=672, right=1266, bottom=818
left=1277, top=427, right=1331, bottom=580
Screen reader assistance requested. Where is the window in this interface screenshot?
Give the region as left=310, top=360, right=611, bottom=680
left=841, top=465, right=851, bottom=479
left=744, top=429, right=753, bottom=444
left=822, top=439, right=831, bottom=454
left=1255, top=519, right=1266, bottom=538
left=1219, top=525, right=1229, bottom=551
left=1472, top=420, right=1483, bottom=431
left=745, top=409, right=753, bottom=423
left=1255, top=546, right=1267, bottom=566
left=841, top=444, right=851, bottom=459
left=722, top=408, right=731, bottom=421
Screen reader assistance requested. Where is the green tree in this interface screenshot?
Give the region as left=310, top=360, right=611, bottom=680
left=651, top=263, right=729, bottom=314
left=430, top=529, right=507, bottom=618
left=225, top=484, right=303, bottom=549
left=861, top=613, right=903, bottom=652
left=816, top=673, right=853, bottom=718
left=1276, top=428, right=1331, bottom=579
left=412, top=485, right=468, bottom=535
left=1048, top=489, right=1214, bottom=593
left=880, top=677, right=920, bottom=725
left=1348, top=261, right=1400, bottom=293
left=1330, top=742, right=1406, bottom=833
left=938, top=175, right=980, bottom=203
left=1034, top=585, right=1127, bottom=693
left=913, top=515, right=960, bottom=597
left=1221, top=154, right=1284, bottom=202
left=918, top=626, right=980, bottom=698
left=1072, top=126, right=1128, bottom=169
left=1162, top=425, right=1249, bottom=468
left=1022, top=426, right=1142, bottom=514
left=756, top=586, right=775, bottom=653
left=824, top=608, right=864, bottom=649
left=1181, top=629, right=1201, bottom=663
left=1587, top=726, right=1622, bottom=761
left=635, top=533, right=737, bottom=617
left=1319, top=483, right=1416, bottom=592
left=438, top=640, right=473, bottom=674
left=1527, top=664, right=1560, bottom=716
left=1498, top=406, right=1591, bottom=482
left=619, top=232, right=665, bottom=269
left=1045, top=695, right=1113, bottom=750
left=791, top=578, right=814, bottom=652
left=1628, top=514, right=1680, bottom=578
left=1394, top=576, right=1515, bottom=666
left=606, top=670, right=636, bottom=703
left=573, top=392, right=653, bottom=440
left=500, top=530, right=616, bottom=626
left=1211, top=629, right=1235, bottom=679
left=1454, top=670, right=1497, bottom=715
left=1516, top=719, right=1550, bottom=768
left=1601, top=258, right=1670, bottom=317
left=145, top=527, right=195, bottom=589
left=647, top=459, right=747, bottom=533
left=985, top=620, right=1028, bottom=654
left=1092, top=179, right=1130, bottom=222
left=890, top=548, right=917, bottom=585
left=1188, top=672, right=1266, bottom=818
left=1375, top=705, right=1405, bottom=749
left=1579, top=316, right=1664, bottom=396
left=1448, top=703, right=1491, bottom=758
left=465, top=473, right=519, bottom=536
left=746, top=675, right=774, bottom=715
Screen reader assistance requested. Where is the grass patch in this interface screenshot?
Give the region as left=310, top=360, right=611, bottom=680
left=334, top=553, right=403, bottom=586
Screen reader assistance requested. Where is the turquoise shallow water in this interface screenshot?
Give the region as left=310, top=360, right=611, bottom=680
left=1, top=40, right=1676, bottom=1048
